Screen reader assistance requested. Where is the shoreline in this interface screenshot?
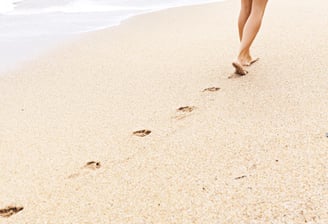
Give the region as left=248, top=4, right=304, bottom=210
left=1, top=0, right=328, bottom=223
left=0, top=0, right=225, bottom=76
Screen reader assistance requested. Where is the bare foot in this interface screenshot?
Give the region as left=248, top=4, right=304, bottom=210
left=232, top=61, right=248, bottom=76
left=243, top=57, right=259, bottom=66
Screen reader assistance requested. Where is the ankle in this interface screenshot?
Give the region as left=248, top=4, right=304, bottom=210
left=238, top=52, right=252, bottom=62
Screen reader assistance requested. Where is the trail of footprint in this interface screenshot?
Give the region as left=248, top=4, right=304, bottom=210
left=202, top=87, right=221, bottom=92
left=68, top=161, right=101, bottom=179
left=133, top=130, right=151, bottom=137
left=0, top=206, right=23, bottom=218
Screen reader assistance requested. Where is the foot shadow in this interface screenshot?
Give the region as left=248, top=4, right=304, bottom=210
left=228, top=73, right=244, bottom=79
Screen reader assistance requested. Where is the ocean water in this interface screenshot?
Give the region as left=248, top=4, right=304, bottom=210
left=0, top=0, right=224, bottom=73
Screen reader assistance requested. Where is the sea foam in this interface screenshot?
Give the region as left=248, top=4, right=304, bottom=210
left=0, top=0, right=224, bottom=74
left=0, top=0, right=22, bottom=13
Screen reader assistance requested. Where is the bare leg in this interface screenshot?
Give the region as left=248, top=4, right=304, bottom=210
left=238, top=0, right=252, bottom=41
left=237, top=0, right=268, bottom=65
left=233, top=0, right=268, bottom=75
left=238, top=0, right=258, bottom=67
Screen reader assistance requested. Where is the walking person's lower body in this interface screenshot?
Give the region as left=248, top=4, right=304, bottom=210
left=233, top=0, right=268, bottom=75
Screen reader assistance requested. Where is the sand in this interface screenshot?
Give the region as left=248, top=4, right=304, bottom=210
left=1, top=0, right=328, bottom=223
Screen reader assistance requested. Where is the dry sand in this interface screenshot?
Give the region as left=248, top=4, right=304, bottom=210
left=1, top=0, right=328, bottom=223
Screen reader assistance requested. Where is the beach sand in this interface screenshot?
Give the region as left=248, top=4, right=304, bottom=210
left=1, top=0, right=328, bottom=223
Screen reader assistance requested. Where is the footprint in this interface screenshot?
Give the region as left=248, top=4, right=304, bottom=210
left=133, top=130, right=151, bottom=137
left=84, top=161, right=101, bottom=170
left=234, top=175, right=247, bottom=180
left=0, top=206, right=23, bottom=218
left=203, top=87, right=220, bottom=92
left=177, top=106, right=196, bottom=113
left=173, top=106, right=196, bottom=120
left=68, top=161, right=101, bottom=179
